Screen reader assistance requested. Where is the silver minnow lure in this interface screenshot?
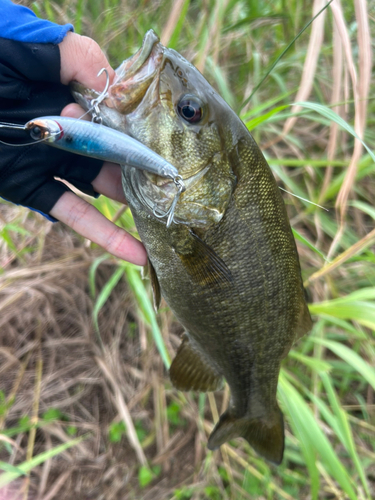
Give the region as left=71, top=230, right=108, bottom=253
left=24, top=116, right=179, bottom=180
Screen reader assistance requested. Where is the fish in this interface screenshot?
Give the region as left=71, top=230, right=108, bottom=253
left=71, top=29, right=312, bottom=465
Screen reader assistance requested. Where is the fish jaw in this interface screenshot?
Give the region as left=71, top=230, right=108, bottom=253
left=115, top=30, right=160, bottom=82
left=69, top=81, right=127, bottom=131
left=70, top=30, right=163, bottom=130
left=109, top=30, right=163, bottom=114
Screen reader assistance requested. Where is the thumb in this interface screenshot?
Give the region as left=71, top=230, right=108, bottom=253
left=59, top=32, right=115, bottom=92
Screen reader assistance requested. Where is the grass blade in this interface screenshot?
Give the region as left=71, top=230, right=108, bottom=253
left=88, top=254, right=110, bottom=299
left=0, top=462, right=25, bottom=476
left=92, top=265, right=125, bottom=333
left=292, top=228, right=327, bottom=261
left=164, top=0, right=191, bottom=49
left=245, top=105, right=289, bottom=130
left=294, top=101, right=375, bottom=163
left=0, top=435, right=87, bottom=487
left=311, top=337, right=375, bottom=390
left=240, top=0, right=334, bottom=111
left=279, top=373, right=357, bottom=500
left=309, top=288, right=375, bottom=330
left=320, top=372, right=370, bottom=496
left=349, top=200, right=375, bottom=220
left=125, top=265, right=171, bottom=369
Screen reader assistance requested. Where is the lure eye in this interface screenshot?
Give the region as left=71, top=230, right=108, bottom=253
left=30, top=126, right=42, bottom=140
left=177, top=95, right=204, bottom=123
left=30, top=125, right=49, bottom=141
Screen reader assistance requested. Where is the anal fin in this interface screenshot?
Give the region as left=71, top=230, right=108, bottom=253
left=170, top=335, right=223, bottom=392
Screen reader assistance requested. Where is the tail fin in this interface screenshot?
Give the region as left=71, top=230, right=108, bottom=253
left=207, top=407, right=284, bottom=465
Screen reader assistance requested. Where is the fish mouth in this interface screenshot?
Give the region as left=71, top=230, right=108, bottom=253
left=116, top=30, right=160, bottom=81
left=107, top=30, right=163, bottom=114
left=70, top=30, right=163, bottom=116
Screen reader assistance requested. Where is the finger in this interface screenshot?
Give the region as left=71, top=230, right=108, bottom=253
left=59, top=32, right=116, bottom=91
left=61, top=103, right=91, bottom=121
left=91, top=163, right=127, bottom=204
left=50, top=191, right=147, bottom=266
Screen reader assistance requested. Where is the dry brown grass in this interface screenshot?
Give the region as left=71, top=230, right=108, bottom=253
left=0, top=208, right=207, bottom=499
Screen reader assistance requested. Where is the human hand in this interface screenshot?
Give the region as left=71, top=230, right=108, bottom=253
left=0, top=32, right=147, bottom=266
left=54, top=32, right=147, bottom=265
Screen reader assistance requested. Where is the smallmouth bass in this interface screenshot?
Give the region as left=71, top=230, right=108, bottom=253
left=72, top=30, right=312, bottom=464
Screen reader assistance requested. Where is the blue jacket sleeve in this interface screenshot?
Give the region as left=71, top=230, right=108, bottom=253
left=0, top=4, right=103, bottom=221
left=1, top=0, right=73, bottom=44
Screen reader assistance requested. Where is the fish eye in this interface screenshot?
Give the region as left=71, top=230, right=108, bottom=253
left=177, top=95, right=204, bottom=124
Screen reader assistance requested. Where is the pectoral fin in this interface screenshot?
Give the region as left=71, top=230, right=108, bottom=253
left=208, top=406, right=285, bottom=465
left=175, top=230, right=232, bottom=288
left=148, top=258, right=161, bottom=311
left=170, top=335, right=223, bottom=392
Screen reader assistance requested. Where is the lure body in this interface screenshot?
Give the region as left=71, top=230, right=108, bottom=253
left=25, top=116, right=179, bottom=180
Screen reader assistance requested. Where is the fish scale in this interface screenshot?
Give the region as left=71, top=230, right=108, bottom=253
left=71, top=29, right=312, bottom=464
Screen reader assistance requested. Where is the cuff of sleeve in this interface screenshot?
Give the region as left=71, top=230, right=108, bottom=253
left=54, top=25, right=74, bottom=45
left=26, top=178, right=71, bottom=215
left=0, top=195, right=58, bottom=222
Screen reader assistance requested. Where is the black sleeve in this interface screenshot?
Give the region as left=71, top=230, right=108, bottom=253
left=0, top=37, right=103, bottom=219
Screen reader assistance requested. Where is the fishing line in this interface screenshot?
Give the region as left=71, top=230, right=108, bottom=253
left=0, top=107, right=102, bottom=147
left=279, top=186, right=329, bottom=211
left=239, top=0, right=334, bottom=111
left=0, top=67, right=185, bottom=226
left=0, top=68, right=109, bottom=147
left=0, top=109, right=94, bottom=147
left=153, top=175, right=186, bottom=228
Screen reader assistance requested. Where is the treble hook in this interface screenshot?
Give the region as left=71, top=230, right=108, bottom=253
left=90, top=68, right=110, bottom=124
left=153, top=175, right=186, bottom=228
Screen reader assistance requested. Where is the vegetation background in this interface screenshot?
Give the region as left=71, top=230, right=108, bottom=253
left=0, top=0, right=374, bottom=499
